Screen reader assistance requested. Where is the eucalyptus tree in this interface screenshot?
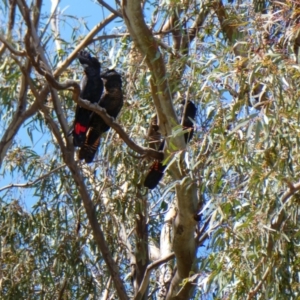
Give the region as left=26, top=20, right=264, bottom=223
left=1, top=0, right=300, bottom=299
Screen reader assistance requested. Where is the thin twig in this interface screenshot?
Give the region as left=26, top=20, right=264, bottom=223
left=8, top=0, right=17, bottom=34
left=246, top=263, right=273, bottom=300
left=92, top=33, right=130, bottom=42
left=266, top=180, right=300, bottom=254
left=0, top=33, right=26, bottom=56
left=57, top=278, right=68, bottom=300
left=48, top=87, right=71, bottom=144
left=53, top=13, right=119, bottom=77
left=0, top=164, right=66, bottom=192
left=197, top=215, right=213, bottom=245
left=39, top=103, right=69, bottom=153
left=0, top=52, right=39, bottom=167
left=50, top=0, right=62, bottom=52
left=102, top=276, right=112, bottom=300
left=97, top=0, right=123, bottom=18
left=39, top=0, right=59, bottom=42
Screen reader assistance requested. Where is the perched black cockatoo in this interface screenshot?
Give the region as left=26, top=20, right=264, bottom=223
left=79, top=69, right=123, bottom=163
left=182, top=100, right=197, bottom=143
left=144, top=100, right=197, bottom=189
left=72, top=50, right=103, bottom=147
left=143, top=140, right=165, bottom=189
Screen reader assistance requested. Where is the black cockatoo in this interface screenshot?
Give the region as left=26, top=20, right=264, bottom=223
left=181, top=100, right=197, bottom=143
left=144, top=100, right=197, bottom=189
left=79, top=69, right=123, bottom=163
left=143, top=140, right=165, bottom=189
left=72, top=50, right=103, bottom=147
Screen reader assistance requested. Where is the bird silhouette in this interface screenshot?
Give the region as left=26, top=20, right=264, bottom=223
left=144, top=100, right=197, bottom=189
left=182, top=100, right=197, bottom=143
left=143, top=140, right=165, bottom=189
left=72, top=50, right=103, bottom=147
left=79, top=69, right=123, bottom=163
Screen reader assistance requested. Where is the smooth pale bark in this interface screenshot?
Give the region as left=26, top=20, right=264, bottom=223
left=121, top=0, right=180, bottom=140
left=122, top=1, right=199, bottom=298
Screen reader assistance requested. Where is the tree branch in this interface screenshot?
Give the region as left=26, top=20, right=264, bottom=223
left=50, top=0, right=62, bottom=52
left=212, top=0, right=236, bottom=44
left=17, top=0, right=52, bottom=72
left=246, top=262, right=273, bottom=300
left=0, top=56, right=39, bottom=167
left=74, top=99, right=163, bottom=160
left=62, top=148, right=129, bottom=300
left=39, top=81, right=129, bottom=300
left=134, top=253, right=175, bottom=300
left=41, top=109, right=69, bottom=152
left=49, top=87, right=72, bottom=145
left=166, top=178, right=198, bottom=300
left=266, top=180, right=300, bottom=255
left=42, top=73, right=164, bottom=160
left=8, top=0, right=17, bottom=35
left=197, top=215, right=213, bottom=246
left=97, top=0, right=123, bottom=18
left=101, top=276, right=112, bottom=300
left=27, top=6, right=118, bottom=78
left=0, top=0, right=17, bottom=56
left=57, top=278, right=68, bottom=300
left=0, top=164, right=66, bottom=192
left=33, top=0, right=42, bottom=29
left=53, top=13, right=119, bottom=78
left=162, top=1, right=209, bottom=92
left=122, top=0, right=180, bottom=140
left=0, top=33, right=26, bottom=56
left=122, top=3, right=200, bottom=299
left=92, top=33, right=130, bottom=42
left=158, top=206, right=176, bottom=299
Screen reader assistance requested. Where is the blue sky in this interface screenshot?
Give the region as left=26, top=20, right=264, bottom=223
left=51, top=0, right=107, bottom=28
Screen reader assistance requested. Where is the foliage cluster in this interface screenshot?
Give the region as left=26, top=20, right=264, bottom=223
left=1, top=0, right=300, bottom=299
